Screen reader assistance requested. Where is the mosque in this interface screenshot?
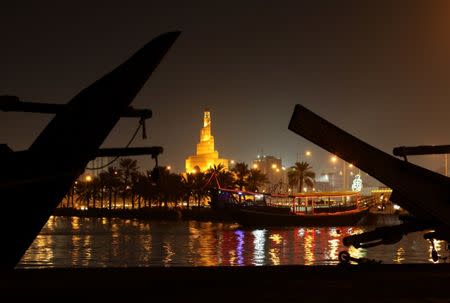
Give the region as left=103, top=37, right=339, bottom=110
left=185, top=109, right=229, bottom=173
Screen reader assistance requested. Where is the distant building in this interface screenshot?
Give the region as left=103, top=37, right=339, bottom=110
left=252, top=155, right=285, bottom=192
left=314, top=172, right=336, bottom=192
left=185, top=109, right=229, bottom=173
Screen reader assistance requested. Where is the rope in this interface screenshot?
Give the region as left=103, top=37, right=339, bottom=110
left=201, top=172, right=223, bottom=191
left=85, top=120, right=143, bottom=171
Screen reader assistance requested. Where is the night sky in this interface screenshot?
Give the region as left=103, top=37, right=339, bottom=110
left=1, top=1, right=450, bottom=182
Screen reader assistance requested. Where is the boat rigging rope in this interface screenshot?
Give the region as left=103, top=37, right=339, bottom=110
left=202, top=172, right=221, bottom=190
left=85, top=119, right=144, bottom=171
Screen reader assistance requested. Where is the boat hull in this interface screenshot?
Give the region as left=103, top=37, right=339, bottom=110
left=234, top=207, right=369, bottom=227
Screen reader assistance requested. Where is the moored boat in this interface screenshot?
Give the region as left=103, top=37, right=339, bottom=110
left=213, top=189, right=369, bottom=227
left=235, top=206, right=369, bottom=227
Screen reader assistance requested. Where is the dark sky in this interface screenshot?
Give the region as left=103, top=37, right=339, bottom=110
left=1, top=1, right=450, bottom=180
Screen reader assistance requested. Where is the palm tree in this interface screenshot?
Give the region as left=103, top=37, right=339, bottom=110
left=129, top=170, right=141, bottom=209
left=232, top=162, right=250, bottom=191
left=119, top=158, right=139, bottom=209
left=76, top=177, right=100, bottom=209
left=62, top=183, right=76, bottom=208
left=151, top=166, right=182, bottom=207
left=205, top=163, right=234, bottom=189
left=231, top=162, right=250, bottom=202
left=246, top=169, right=269, bottom=192
left=181, top=173, right=196, bottom=208
left=134, top=172, right=151, bottom=209
left=288, top=161, right=315, bottom=193
left=171, top=174, right=185, bottom=207
left=193, top=172, right=208, bottom=207
left=145, top=169, right=161, bottom=207
left=99, top=167, right=121, bottom=210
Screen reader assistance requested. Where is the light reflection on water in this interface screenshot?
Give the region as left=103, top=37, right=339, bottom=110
left=18, top=216, right=448, bottom=268
left=252, top=229, right=266, bottom=266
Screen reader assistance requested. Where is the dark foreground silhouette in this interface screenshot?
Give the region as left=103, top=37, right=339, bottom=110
left=0, top=265, right=449, bottom=302
left=0, top=32, right=180, bottom=269
left=289, top=104, right=450, bottom=252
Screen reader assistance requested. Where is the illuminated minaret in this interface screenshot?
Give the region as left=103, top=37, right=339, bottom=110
left=185, top=109, right=229, bottom=173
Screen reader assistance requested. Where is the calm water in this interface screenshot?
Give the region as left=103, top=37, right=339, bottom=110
left=18, top=216, right=447, bottom=268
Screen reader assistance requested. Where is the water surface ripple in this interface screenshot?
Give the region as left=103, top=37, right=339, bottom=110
left=18, top=216, right=446, bottom=268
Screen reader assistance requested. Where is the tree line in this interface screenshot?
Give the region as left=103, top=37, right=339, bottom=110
left=62, top=158, right=315, bottom=209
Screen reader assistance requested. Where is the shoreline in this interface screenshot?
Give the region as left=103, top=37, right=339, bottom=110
left=53, top=207, right=237, bottom=223
left=53, top=207, right=401, bottom=227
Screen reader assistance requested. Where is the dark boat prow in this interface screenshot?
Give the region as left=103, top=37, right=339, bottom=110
left=0, top=31, right=180, bottom=269
left=288, top=104, right=450, bottom=247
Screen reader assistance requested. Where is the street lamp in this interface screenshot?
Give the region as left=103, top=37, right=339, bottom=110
left=305, top=150, right=312, bottom=157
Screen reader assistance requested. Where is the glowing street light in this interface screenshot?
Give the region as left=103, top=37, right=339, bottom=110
left=305, top=150, right=311, bottom=157
left=167, top=165, right=171, bottom=171
left=272, top=164, right=277, bottom=169
left=85, top=175, right=92, bottom=182
left=253, top=163, right=258, bottom=169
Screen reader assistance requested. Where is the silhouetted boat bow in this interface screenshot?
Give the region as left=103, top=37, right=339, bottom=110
left=288, top=104, right=450, bottom=258
left=0, top=32, right=180, bottom=269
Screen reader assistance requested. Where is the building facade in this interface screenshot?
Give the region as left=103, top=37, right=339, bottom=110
left=185, top=109, right=229, bottom=173
left=252, top=155, right=285, bottom=192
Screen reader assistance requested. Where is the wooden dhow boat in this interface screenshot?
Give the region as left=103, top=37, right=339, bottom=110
left=214, top=188, right=369, bottom=227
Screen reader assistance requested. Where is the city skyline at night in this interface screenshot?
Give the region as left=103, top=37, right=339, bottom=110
left=1, top=3, right=450, bottom=300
